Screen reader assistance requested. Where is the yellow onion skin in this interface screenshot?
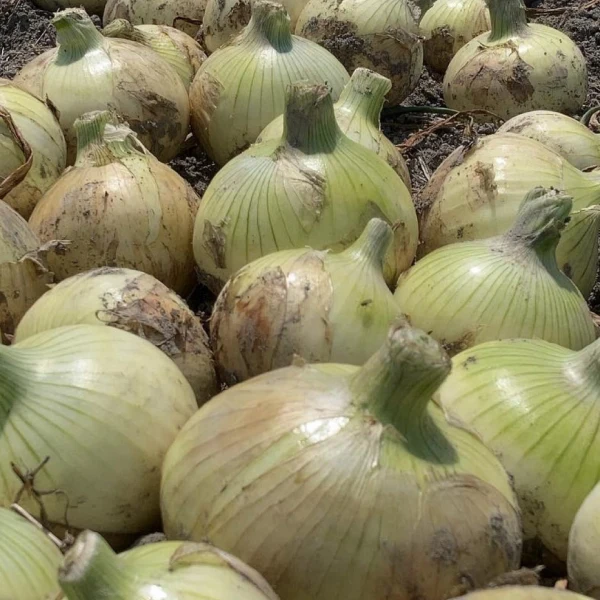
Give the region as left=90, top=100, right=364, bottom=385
left=295, top=0, right=422, bottom=105
left=211, top=219, right=402, bottom=384
left=499, top=110, right=600, bottom=171
left=29, top=111, right=199, bottom=296
left=193, top=83, right=417, bottom=293
left=15, top=267, right=218, bottom=406
left=443, top=0, right=587, bottom=119
left=456, top=587, right=590, bottom=600
left=0, top=507, right=63, bottom=600
left=161, top=323, right=521, bottom=600
left=569, top=483, right=600, bottom=598
left=0, top=325, right=197, bottom=544
left=14, top=9, right=189, bottom=163
left=396, top=188, right=596, bottom=353
left=420, top=0, right=491, bottom=73
left=190, top=0, right=349, bottom=166
left=0, top=79, right=67, bottom=219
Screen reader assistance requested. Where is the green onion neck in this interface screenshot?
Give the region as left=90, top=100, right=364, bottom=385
left=568, top=338, right=600, bottom=387
left=242, top=1, right=293, bottom=52
left=337, top=68, right=391, bottom=128
left=102, top=18, right=144, bottom=43
left=53, top=9, right=105, bottom=61
left=349, top=322, right=451, bottom=435
left=341, top=218, right=393, bottom=270
left=486, top=0, right=528, bottom=42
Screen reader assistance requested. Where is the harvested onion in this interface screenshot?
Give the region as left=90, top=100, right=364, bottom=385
left=190, top=0, right=349, bottom=166
left=15, top=267, right=218, bottom=405
left=395, top=187, right=596, bottom=353
left=193, top=82, right=417, bottom=292
left=29, top=111, right=199, bottom=295
left=14, top=8, right=189, bottom=163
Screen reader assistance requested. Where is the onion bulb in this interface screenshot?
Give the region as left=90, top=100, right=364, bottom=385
left=190, top=0, right=349, bottom=166
left=443, top=0, right=587, bottom=119
left=161, top=321, right=521, bottom=600
left=455, top=588, right=590, bottom=600
left=32, top=0, right=107, bottom=14
left=0, top=324, right=196, bottom=544
left=295, top=0, right=422, bottom=105
left=211, top=219, right=402, bottom=384
left=420, top=0, right=491, bottom=73
left=0, top=507, right=62, bottom=600
left=499, top=110, right=600, bottom=171
left=14, top=8, right=189, bottom=163
left=438, top=335, right=600, bottom=562
left=102, top=19, right=206, bottom=89
left=257, top=68, right=411, bottom=187
left=569, top=483, right=600, bottom=598
left=29, top=111, right=199, bottom=296
left=193, top=82, right=417, bottom=293
left=395, top=187, right=596, bottom=353
left=15, top=267, right=218, bottom=405
left=58, top=531, right=279, bottom=600
left=0, top=79, right=66, bottom=219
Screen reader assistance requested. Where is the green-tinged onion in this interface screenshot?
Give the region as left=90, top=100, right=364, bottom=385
left=14, top=8, right=189, bottom=163
left=161, top=321, right=522, bottom=600
left=295, top=0, right=422, bottom=105
left=395, top=187, right=596, bottom=353
left=498, top=110, right=600, bottom=171
left=569, top=483, right=600, bottom=598
left=15, top=267, right=218, bottom=405
left=420, top=0, right=491, bottom=73
left=28, top=111, right=199, bottom=296
left=0, top=507, right=63, bottom=600
left=443, top=0, right=587, bottom=118
left=0, top=324, right=196, bottom=544
left=190, top=0, right=349, bottom=166
left=102, top=20, right=206, bottom=89
left=455, top=588, right=590, bottom=600
left=0, top=79, right=66, bottom=218
left=211, top=219, right=402, bottom=384
left=257, top=68, right=411, bottom=187
left=193, top=82, right=417, bottom=293
left=58, top=531, right=279, bottom=600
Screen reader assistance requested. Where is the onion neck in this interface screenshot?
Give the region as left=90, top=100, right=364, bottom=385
left=53, top=9, right=105, bottom=61
left=102, top=18, right=145, bottom=43
left=568, top=339, right=600, bottom=388
left=337, top=68, right=390, bottom=128
left=341, top=218, right=392, bottom=269
left=241, top=1, right=293, bottom=52
left=486, top=0, right=528, bottom=42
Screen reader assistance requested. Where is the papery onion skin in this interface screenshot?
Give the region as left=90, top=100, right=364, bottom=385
left=14, top=8, right=189, bottom=163
left=15, top=267, right=218, bottom=406
left=0, top=79, right=66, bottom=219
left=0, top=325, right=197, bottom=544
left=0, top=507, right=63, bottom=600
left=456, top=587, right=590, bottom=600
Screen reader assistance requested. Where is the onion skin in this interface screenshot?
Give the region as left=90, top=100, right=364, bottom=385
left=455, top=588, right=590, bottom=599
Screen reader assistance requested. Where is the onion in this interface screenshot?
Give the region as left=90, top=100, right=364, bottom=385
left=443, top=0, right=587, bottom=118
left=102, top=19, right=206, bottom=89
left=498, top=111, right=600, bottom=171
left=211, top=219, right=402, bottom=384
left=257, top=68, right=411, bottom=188
left=33, top=0, right=107, bottom=14
left=0, top=79, right=66, bottom=219
left=0, top=507, right=62, bottom=599
left=295, top=0, right=422, bottom=105
left=190, top=0, right=349, bottom=166
left=0, top=324, right=196, bottom=544
left=28, top=111, right=199, bottom=296
left=455, top=588, right=590, bottom=600
left=420, top=0, right=491, bottom=73
left=193, top=82, right=417, bottom=293
left=569, top=483, right=600, bottom=598
left=58, top=531, right=279, bottom=600
left=162, top=321, right=522, bottom=599
left=395, top=187, right=596, bottom=353
left=15, top=267, right=218, bottom=405
left=14, top=8, right=189, bottom=163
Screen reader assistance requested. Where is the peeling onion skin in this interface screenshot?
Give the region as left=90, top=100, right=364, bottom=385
left=443, top=0, right=588, bottom=119
left=161, top=322, right=522, bottom=600
left=0, top=325, right=197, bottom=545
left=456, top=587, right=590, bottom=600
left=211, top=219, right=402, bottom=384
left=14, top=8, right=190, bottom=163
left=15, top=267, right=218, bottom=406
left=193, top=82, right=417, bottom=293
left=33, top=0, right=107, bottom=14
left=569, top=483, right=600, bottom=598
left=396, top=188, right=596, bottom=353
left=29, top=111, right=199, bottom=296
left=190, top=0, right=349, bottom=166
left=420, top=0, right=491, bottom=74
left=295, top=0, right=422, bottom=105
left=0, top=507, right=63, bottom=600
